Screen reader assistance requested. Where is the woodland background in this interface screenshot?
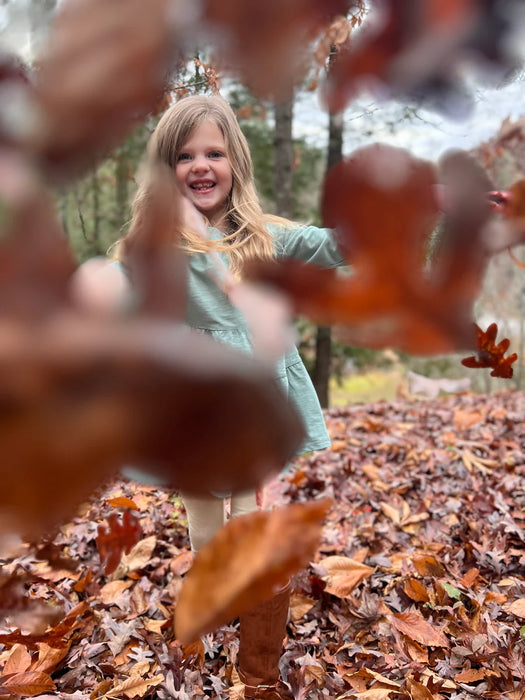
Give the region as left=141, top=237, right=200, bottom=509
left=3, top=0, right=524, bottom=406
left=0, top=1, right=524, bottom=699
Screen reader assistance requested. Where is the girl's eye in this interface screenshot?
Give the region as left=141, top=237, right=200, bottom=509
left=209, top=151, right=224, bottom=159
left=177, top=153, right=191, bottom=162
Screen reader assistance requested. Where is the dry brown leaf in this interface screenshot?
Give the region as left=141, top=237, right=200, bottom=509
left=2, top=671, right=55, bottom=696
left=391, top=611, right=449, bottom=648
left=412, top=555, right=446, bottom=577
left=30, top=643, right=70, bottom=675
left=116, top=536, right=157, bottom=575
left=321, top=555, right=374, bottom=598
left=453, top=409, right=484, bottom=431
left=98, top=580, right=134, bottom=606
left=404, top=578, right=430, bottom=603
left=355, top=688, right=399, bottom=700
left=290, top=592, right=317, bottom=622
left=505, top=598, right=525, bottom=618
left=0, top=319, right=303, bottom=538
left=406, top=678, right=434, bottom=700
left=32, top=0, right=179, bottom=179
left=104, top=673, right=164, bottom=699
left=454, top=668, right=486, bottom=683
left=3, top=644, right=32, bottom=675
left=174, top=499, right=332, bottom=643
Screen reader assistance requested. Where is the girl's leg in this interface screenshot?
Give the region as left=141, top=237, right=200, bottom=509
left=229, top=489, right=258, bottom=519
left=180, top=493, right=225, bottom=554
left=232, top=488, right=293, bottom=698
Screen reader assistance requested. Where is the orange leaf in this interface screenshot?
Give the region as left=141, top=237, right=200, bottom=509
left=2, top=671, right=55, bottom=696
left=406, top=678, right=434, bottom=700
left=454, top=668, right=486, bottom=683
left=453, top=409, right=484, bottom=432
left=96, top=510, right=142, bottom=576
left=412, top=555, right=446, bottom=577
left=404, top=578, right=430, bottom=603
left=460, top=568, right=480, bottom=588
left=320, top=556, right=374, bottom=598
left=30, top=643, right=70, bottom=674
left=107, top=496, right=139, bottom=510
left=461, top=323, right=517, bottom=378
left=248, top=145, right=491, bottom=356
left=391, top=611, right=449, bottom=648
left=174, top=499, right=332, bottom=643
left=3, top=644, right=32, bottom=676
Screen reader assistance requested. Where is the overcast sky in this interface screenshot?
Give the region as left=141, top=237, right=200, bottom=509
left=2, top=0, right=525, bottom=166
left=293, top=72, right=525, bottom=163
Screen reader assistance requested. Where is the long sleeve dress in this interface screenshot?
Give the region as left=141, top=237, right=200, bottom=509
left=185, top=224, right=344, bottom=455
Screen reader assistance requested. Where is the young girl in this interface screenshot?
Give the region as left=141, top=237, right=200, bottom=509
left=90, top=95, right=344, bottom=699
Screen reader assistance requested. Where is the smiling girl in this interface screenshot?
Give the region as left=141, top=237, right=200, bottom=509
left=109, top=95, right=345, bottom=699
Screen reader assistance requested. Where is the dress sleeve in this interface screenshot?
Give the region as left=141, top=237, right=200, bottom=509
left=273, top=224, right=345, bottom=267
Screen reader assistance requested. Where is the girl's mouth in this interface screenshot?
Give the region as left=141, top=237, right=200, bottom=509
left=191, top=181, right=215, bottom=193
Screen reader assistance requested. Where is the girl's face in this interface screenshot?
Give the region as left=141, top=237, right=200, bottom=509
left=175, top=120, right=233, bottom=231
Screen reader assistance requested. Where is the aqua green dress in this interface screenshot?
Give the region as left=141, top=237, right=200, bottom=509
left=185, top=224, right=344, bottom=455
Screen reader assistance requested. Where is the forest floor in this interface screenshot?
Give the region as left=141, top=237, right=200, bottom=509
left=0, top=390, right=524, bottom=699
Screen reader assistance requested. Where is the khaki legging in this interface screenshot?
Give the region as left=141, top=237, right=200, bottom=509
left=181, top=490, right=258, bottom=553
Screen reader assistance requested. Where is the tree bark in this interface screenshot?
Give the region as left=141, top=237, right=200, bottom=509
left=313, top=47, right=344, bottom=408
left=273, top=97, right=294, bottom=218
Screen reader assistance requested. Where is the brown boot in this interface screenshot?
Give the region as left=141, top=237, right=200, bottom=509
left=237, top=584, right=294, bottom=699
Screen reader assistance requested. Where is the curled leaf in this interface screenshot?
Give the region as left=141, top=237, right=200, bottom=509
left=175, top=498, right=332, bottom=643
left=461, top=323, right=518, bottom=378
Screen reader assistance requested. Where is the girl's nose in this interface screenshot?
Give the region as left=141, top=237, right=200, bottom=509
left=191, top=155, right=209, bottom=172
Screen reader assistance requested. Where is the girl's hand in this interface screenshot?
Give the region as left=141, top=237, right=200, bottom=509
left=70, top=257, right=132, bottom=317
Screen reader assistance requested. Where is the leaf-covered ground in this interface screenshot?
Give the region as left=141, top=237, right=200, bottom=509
left=1, top=390, right=524, bottom=699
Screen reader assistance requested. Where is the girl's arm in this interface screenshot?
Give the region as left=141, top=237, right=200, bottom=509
left=273, top=224, right=346, bottom=268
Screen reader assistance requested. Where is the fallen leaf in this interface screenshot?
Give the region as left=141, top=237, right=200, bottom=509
left=391, top=611, right=449, bottom=647
left=320, top=556, right=374, bottom=598
left=98, top=580, right=134, bottom=605
left=290, top=593, right=317, bottom=622
left=454, top=668, right=486, bottom=683
left=505, top=598, right=525, bottom=618
left=2, top=671, right=55, bottom=696
left=3, top=644, right=32, bottom=675
left=404, top=578, right=429, bottom=603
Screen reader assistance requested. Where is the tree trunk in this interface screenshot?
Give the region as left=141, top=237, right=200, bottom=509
left=313, top=47, right=344, bottom=408
left=115, top=151, right=129, bottom=230
left=273, top=97, right=294, bottom=218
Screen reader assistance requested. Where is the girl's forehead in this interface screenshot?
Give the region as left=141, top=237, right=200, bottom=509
left=182, top=119, right=225, bottom=144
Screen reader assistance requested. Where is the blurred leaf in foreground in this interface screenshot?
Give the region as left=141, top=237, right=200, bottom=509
left=175, top=498, right=332, bottom=643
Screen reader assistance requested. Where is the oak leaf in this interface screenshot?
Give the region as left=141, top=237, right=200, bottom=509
left=248, top=145, right=492, bottom=355
left=97, top=511, right=143, bottom=576
left=461, top=323, right=517, bottom=378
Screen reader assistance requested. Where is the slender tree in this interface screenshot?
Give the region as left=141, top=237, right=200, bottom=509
left=312, top=47, right=344, bottom=408
left=273, top=96, right=294, bottom=218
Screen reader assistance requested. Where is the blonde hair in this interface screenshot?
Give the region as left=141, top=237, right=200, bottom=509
left=119, top=95, right=292, bottom=276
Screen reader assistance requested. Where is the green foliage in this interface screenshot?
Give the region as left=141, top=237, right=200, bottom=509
left=57, top=117, right=156, bottom=262
left=229, top=86, right=325, bottom=222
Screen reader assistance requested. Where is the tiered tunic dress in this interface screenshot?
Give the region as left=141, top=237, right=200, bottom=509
left=186, top=224, right=344, bottom=455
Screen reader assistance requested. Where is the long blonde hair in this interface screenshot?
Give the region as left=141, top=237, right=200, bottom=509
left=119, top=95, right=291, bottom=276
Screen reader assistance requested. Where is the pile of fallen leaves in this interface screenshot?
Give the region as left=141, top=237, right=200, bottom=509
left=0, top=390, right=523, bottom=699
